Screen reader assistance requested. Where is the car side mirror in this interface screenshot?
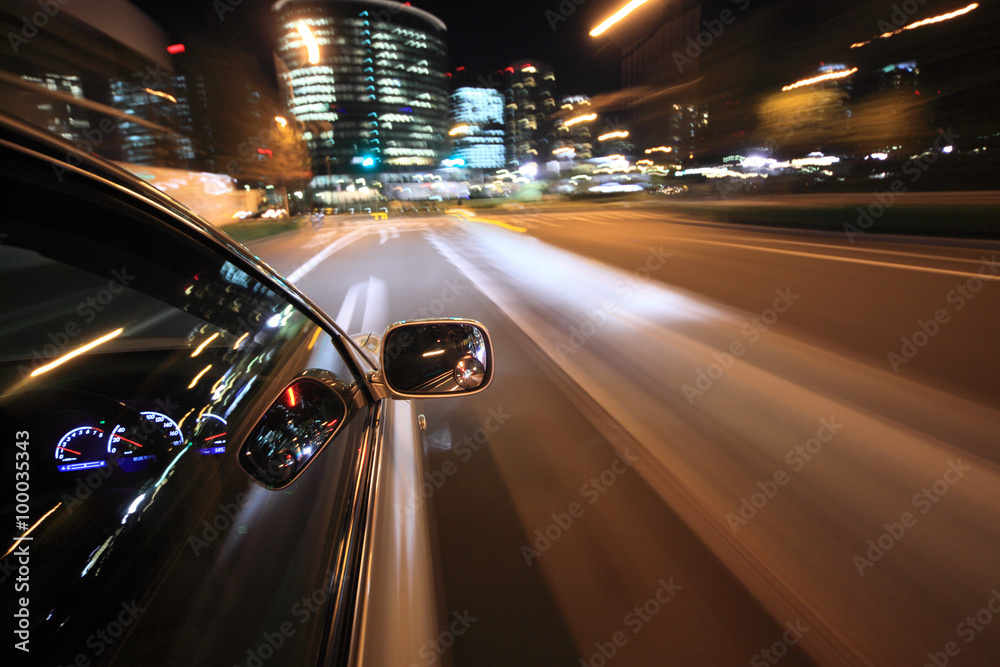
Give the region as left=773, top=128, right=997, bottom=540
left=378, top=319, right=493, bottom=398
left=238, top=370, right=349, bottom=489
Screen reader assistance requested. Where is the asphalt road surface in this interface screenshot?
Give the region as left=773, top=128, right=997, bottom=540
left=246, top=205, right=1000, bottom=666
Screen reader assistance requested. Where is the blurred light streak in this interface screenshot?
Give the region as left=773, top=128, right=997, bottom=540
left=782, top=68, right=857, bottom=92
left=598, top=131, right=630, bottom=141
left=851, top=3, right=978, bottom=48
left=590, top=0, right=651, bottom=36
left=188, top=364, right=212, bottom=389
left=565, top=113, right=598, bottom=126
left=192, top=332, right=219, bottom=357
left=30, top=328, right=124, bottom=377
left=297, top=21, right=320, bottom=64
left=144, top=88, right=177, bottom=103
left=448, top=125, right=469, bottom=136
left=2, top=503, right=61, bottom=558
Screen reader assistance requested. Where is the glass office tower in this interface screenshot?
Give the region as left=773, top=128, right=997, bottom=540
left=449, top=87, right=505, bottom=170
left=273, top=0, right=449, bottom=177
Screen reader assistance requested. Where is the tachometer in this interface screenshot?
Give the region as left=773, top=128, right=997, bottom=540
left=55, top=426, right=107, bottom=472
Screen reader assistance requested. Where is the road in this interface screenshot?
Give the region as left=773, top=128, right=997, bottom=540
left=246, top=206, right=1000, bottom=666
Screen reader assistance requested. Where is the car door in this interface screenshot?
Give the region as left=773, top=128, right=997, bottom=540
left=0, top=131, right=377, bottom=666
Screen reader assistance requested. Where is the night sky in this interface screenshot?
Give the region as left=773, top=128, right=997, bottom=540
left=131, top=0, right=622, bottom=98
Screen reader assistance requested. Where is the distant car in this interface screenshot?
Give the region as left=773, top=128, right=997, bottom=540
left=0, top=114, right=493, bottom=665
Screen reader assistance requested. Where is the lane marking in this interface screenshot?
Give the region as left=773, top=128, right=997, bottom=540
left=672, top=237, right=999, bottom=281
left=334, top=282, right=364, bottom=334
left=287, top=228, right=368, bottom=283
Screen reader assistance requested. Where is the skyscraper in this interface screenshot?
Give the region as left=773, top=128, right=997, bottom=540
left=272, top=0, right=449, bottom=179
left=502, top=60, right=556, bottom=169
left=449, top=87, right=504, bottom=170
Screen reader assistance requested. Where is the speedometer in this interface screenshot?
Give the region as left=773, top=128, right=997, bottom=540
left=109, top=411, right=183, bottom=470
left=193, top=413, right=227, bottom=455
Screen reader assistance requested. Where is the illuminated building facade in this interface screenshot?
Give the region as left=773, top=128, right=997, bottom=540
left=502, top=60, right=557, bottom=169
left=272, top=0, right=449, bottom=177
left=449, top=87, right=504, bottom=169
left=553, top=95, right=594, bottom=161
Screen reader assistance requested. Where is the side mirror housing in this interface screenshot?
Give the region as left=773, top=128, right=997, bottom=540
left=378, top=319, right=493, bottom=398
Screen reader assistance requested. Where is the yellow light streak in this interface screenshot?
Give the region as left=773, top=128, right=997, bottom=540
left=782, top=67, right=857, bottom=92
left=565, top=113, right=597, bottom=126
left=590, top=0, right=651, bottom=36
left=188, top=364, right=212, bottom=389
left=851, top=3, right=978, bottom=48
left=598, top=130, right=630, bottom=141
left=3, top=503, right=61, bottom=559
left=144, top=88, right=177, bottom=103
left=30, top=328, right=123, bottom=377
left=191, top=332, right=219, bottom=357
left=448, top=125, right=470, bottom=136
left=296, top=21, right=320, bottom=64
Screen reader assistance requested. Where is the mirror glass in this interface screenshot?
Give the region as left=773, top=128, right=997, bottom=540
left=238, top=377, right=346, bottom=488
left=382, top=321, right=492, bottom=396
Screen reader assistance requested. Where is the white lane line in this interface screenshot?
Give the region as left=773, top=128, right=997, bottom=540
left=703, top=235, right=997, bottom=266
left=287, top=228, right=367, bottom=283
left=360, top=275, right=389, bottom=334
left=677, top=237, right=999, bottom=281
left=334, top=282, right=364, bottom=334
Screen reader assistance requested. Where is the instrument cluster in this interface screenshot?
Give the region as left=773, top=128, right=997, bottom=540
left=53, top=407, right=228, bottom=474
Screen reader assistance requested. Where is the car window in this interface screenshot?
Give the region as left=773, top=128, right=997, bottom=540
left=0, top=156, right=369, bottom=665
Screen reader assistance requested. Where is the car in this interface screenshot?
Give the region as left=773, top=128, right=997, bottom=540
left=0, top=113, right=494, bottom=666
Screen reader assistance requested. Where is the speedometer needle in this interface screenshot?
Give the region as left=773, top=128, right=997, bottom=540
left=204, top=433, right=227, bottom=441
left=57, top=446, right=82, bottom=455
left=115, top=436, right=143, bottom=448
